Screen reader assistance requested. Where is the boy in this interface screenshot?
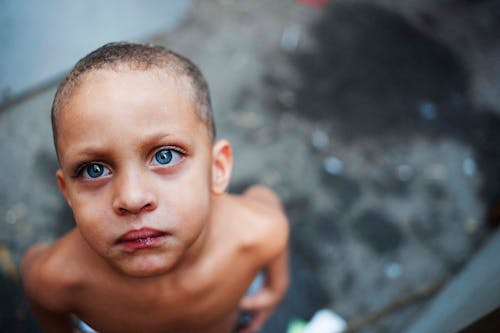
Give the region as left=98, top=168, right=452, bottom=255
left=21, top=42, right=289, bottom=333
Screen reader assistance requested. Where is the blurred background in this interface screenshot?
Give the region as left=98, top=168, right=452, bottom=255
left=1, top=1, right=499, bottom=332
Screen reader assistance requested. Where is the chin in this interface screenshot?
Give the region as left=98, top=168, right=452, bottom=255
left=123, top=267, right=169, bottom=278
left=115, top=255, right=179, bottom=278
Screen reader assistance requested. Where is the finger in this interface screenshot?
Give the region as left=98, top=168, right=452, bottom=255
left=239, top=290, right=274, bottom=311
left=243, top=311, right=269, bottom=333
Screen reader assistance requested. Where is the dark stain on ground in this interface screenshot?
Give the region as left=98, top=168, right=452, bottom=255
left=371, top=176, right=411, bottom=197
left=288, top=3, right=467, bottom=141
left=263, top=245, right=330, bottom=332
left=426, top=182, right=447, bottom=201
left=410, top=211, right=443, bottom=240
left=352, top=210, right=404, bottom=254
left=258, top=198, right=332, bottom=331
left=0, top=273, right=39, bottom=333
left=466, top=112, right=500, bottom=220
left=284, top=196, right=312, bottom=222
left=322, top=172, right=361, bottom=211
left=291, top=210, right=343, bottom=269
left=289, top=218, right=323, bottom=270
left=310, top=212, right=343, bottom=244
left=266, top=1, right=500, bottom=224
left=340, top=270, right=355, bottom=294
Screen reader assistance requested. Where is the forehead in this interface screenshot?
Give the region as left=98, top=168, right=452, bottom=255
left=66, top=68, right=193, bottom=110
left=61, top=68, right=197, bottom=125
left=57, top=69, right=209, bottom=159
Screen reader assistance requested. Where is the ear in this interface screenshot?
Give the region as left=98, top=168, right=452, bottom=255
left=211, top=140, right=233, bottom=195
left=56, top=169, right=72, bottom=208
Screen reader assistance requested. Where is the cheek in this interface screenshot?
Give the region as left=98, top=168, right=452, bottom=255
left=178, top=201, right=210, bottom=245
left=171, top=159, right=212, bottom=206
left=167, top=174, right=211, bottom=231
left=71, top=197, right=112, bottom=245
left=172, top=183, right=210, bottom=219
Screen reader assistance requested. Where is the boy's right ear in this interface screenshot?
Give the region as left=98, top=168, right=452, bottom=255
left=56, top=169, right=72, bottom=208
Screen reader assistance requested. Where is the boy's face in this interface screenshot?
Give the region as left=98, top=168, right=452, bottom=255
left=56, top=69, right=227, bottom=277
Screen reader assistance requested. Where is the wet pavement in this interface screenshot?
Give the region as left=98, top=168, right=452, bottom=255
left=1, top=1, right=499, bottom=332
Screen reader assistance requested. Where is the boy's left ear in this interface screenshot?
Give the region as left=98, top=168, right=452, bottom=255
left=211, top=139, right=233, bottom=195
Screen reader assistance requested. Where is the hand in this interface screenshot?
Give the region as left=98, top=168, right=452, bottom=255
left=238, top=288, right=278, bottom=333
left=238, top=247, right=289, bottom=332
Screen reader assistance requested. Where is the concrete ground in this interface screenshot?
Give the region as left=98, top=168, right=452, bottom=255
left=1, top=1, right=499, bottom=332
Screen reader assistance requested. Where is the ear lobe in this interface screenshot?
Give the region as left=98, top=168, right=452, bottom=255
left=211, top=140, right=233, bottom=195
left=56, top=169, right=72, bottom=207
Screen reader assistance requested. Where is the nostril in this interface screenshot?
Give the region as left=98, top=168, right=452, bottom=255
left=113, top=190, right=157, bottom=215
left=116, top=202, right=155, bottom=215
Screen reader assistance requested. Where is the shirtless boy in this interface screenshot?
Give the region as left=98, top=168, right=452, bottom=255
left=21, top=42, right=289, bottom=333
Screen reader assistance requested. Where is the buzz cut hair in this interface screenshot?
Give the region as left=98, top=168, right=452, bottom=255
left=51, top=41, right=215, bottom=156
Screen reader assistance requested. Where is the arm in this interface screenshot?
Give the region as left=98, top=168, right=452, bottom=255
left=238, top=248, right=289, bottom=333
left=21, top=244, right=74, bottom=333
left=238, top=185, right=290, bottom=333
left=28, top=299, right=74, bottom=333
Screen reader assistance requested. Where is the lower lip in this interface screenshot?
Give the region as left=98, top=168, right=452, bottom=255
left=118, top=235, right=167, bottom=250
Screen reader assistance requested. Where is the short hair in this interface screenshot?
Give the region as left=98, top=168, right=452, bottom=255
left=51, top=42, right=215, bottom=156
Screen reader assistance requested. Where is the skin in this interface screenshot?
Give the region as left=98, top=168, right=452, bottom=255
left=21, top=69, right=289, bottom=333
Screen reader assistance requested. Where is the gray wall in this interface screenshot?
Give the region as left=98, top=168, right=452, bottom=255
left=0, top=0, right=191, bottom=102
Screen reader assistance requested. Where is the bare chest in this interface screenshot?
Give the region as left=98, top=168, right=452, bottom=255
left=72, top=254, right=257, bottom=332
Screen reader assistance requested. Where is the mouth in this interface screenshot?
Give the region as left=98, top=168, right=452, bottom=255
left=117, top=228, right=168, bottom=250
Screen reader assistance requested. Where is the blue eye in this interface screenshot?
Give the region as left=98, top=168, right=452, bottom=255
left=152, top=148, right=182, bottom=166
left=82, top=163, right=110, bottom=179
left=155, top=149, right=172, bottom=165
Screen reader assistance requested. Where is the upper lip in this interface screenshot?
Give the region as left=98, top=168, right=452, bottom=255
left=117, top=228, right=167, bottom=243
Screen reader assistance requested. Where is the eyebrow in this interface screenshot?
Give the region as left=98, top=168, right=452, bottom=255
left=62, top=146, right=113, bottom=174
left=61, top=131, right=194, bottom=169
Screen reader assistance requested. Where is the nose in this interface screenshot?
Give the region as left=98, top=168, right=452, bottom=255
left=112, top=170, right=157, bottom=216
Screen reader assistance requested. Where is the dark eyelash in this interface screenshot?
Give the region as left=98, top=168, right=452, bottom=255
left=73, top=163, right=90, bottom=178
left=73, top=161, right=106, bottom=178
left=159, top=146, right=187, bottom=155
left=71, top=147, right=186, bottom=177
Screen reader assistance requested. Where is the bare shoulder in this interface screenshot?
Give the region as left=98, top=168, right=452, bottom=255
left=21, top=229, right=81, bottom=312
left=220, top=185, right=289, bottom=263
